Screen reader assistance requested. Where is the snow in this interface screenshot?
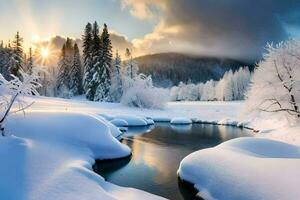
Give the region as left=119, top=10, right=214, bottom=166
left=170, top=117, right=192, bottom=125
left=1, top=110, right=165, bottom=200
left=145, top=118, right=155, bottom=125
left=110, top=118, right=129, bottom=127
left=114, top=115, right=148, bottom=126
left=178, top=137, right=300, bottom=200
left=1, top=95, right=300, bottom=200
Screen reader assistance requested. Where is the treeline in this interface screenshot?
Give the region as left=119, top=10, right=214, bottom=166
left=136, top=52, right=253, bottom=87
left=170, top=67, right=252, bottom=101
left=0, top=32, right=34, bottom=80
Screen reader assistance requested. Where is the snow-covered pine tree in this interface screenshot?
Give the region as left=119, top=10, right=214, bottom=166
left=82, top=22, right=95, bottom=100
left=84, top=21, right=102, bottom=101
left=10, top=32, right=24, bottom=78
left=69, top=43, right=83, bottom=96
left=56, top=38, right=74, bottom=98
left=0, top=43, right=12, bottom=79
left=94, top=23, right=113, bottom=102
left=110, top=50, right=123, bottom=102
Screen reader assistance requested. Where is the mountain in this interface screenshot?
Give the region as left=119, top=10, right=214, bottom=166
left=135, top=52, right=254, bottom=87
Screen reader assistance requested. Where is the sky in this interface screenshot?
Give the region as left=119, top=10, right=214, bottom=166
left=0, top=0, right=300, bottom=61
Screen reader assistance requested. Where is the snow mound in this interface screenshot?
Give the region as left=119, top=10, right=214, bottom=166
left=145, top=118, right=155, bottom=125
left=178, top=137, right=300, bottom=200
left=6, top=111, right=130, bottom=159
left=110, top=119, right=129, bottom=127
left=1, top=111, right=165, bottom=200
left=115, top=115, right=148, bottom=126
left=98, top=113, right=115, bottom=121
left=170, top=117, right=192, bottom=125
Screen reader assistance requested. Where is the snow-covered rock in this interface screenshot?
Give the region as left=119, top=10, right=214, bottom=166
left=110, top=118, right=129, bottom=127
left=145, top=118, right=155, bottom=125
left=170, top=117, right=192, bottom=125
left=178, top=137, right=300, bottom=200
left=115, top=115, right=148, bottom=126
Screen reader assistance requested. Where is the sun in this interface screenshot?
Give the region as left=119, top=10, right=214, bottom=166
left=41, top=48, right=49, bottom=58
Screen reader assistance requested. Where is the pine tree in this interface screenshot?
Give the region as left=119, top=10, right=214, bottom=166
left=124, top=48, right=138, bottom=79
left=10, top=32, right=24, bottom=78
left=82, top=23, right=94, bottom=100
left=94, top=23, right=113, bottom=101
left=56, top=38, right=74, bottom=97
left=69, top=43, right=83, bottom=96
left=110, top=50, right=123, bottom=102
left=26, top=48, right=34, bottom=75
left=85, top=21, right=102, bottom=100
left=0, top=46, right=12, bottom=79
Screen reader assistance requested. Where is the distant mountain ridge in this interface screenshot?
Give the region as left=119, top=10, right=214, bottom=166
left=135, top=52, right=254, bottom=87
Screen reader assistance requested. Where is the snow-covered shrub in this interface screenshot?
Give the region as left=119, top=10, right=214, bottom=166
left=0, top=69, right=42, bottom=135
left=121, top=74, right=168, bottom=109
left=245, top=39, right=300, bottom=122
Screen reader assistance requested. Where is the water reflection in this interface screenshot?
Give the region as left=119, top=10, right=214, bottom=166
left=94, top=123, right=251, bottom=200
left=171, top=124, right=192, bottom=133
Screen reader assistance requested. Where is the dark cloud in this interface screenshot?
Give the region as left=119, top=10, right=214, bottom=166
left=129, top=0, right=300, bottom=61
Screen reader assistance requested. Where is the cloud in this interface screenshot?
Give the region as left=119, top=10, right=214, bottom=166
left=124, top=0, right=300, bottom=60
left=121, top=0, right=165, bottom=20
left=34, top=32, right=135, bottom=60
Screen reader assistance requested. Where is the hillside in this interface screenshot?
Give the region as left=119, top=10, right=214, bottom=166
left=135, top=53, right=254, bottom=87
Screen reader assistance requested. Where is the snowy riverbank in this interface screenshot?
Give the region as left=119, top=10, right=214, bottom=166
left=1, top=95, right=299, bottom=200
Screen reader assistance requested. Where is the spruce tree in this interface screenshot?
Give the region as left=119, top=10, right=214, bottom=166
left=69, top=43, right=83, bottom=96
left=85, top=21, right=102, bottom=100
left=56, top=38, right=74, bottom=98
left=10, top=32, right=24, bottom=78
left=94, top=23, right=113, bottom=101
left=82, top=23, right=94, bottom=99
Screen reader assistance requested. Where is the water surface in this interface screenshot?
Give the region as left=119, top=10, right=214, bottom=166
left=94, top=123, right=251, bottom=200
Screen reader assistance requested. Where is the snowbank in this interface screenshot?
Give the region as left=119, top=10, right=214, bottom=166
left=170, top=117, right=192, bottom=125
left=178, top=137, right=300, bottom=200
left=1, top=111, right=164, bottom=200
left=110, top=118, right=129, bottom=127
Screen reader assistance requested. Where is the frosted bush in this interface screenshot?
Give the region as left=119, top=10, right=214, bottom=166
left=121, top=74, right=168, bottom=109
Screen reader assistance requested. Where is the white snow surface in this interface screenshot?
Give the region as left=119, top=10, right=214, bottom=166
left=178, top=137, right=300, bottom=200
left=1, top=108, right=165, bottom=199
left=12, top=96, right=300, bottom=145
left=113, top=115, right=148, bottom=126
left=110, top=118, right=129, bottom=127
left=2, top=95, right=300, bottom=200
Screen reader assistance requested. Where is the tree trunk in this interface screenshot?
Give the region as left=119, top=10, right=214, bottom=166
left=290, top=94, right=300, bottom=118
